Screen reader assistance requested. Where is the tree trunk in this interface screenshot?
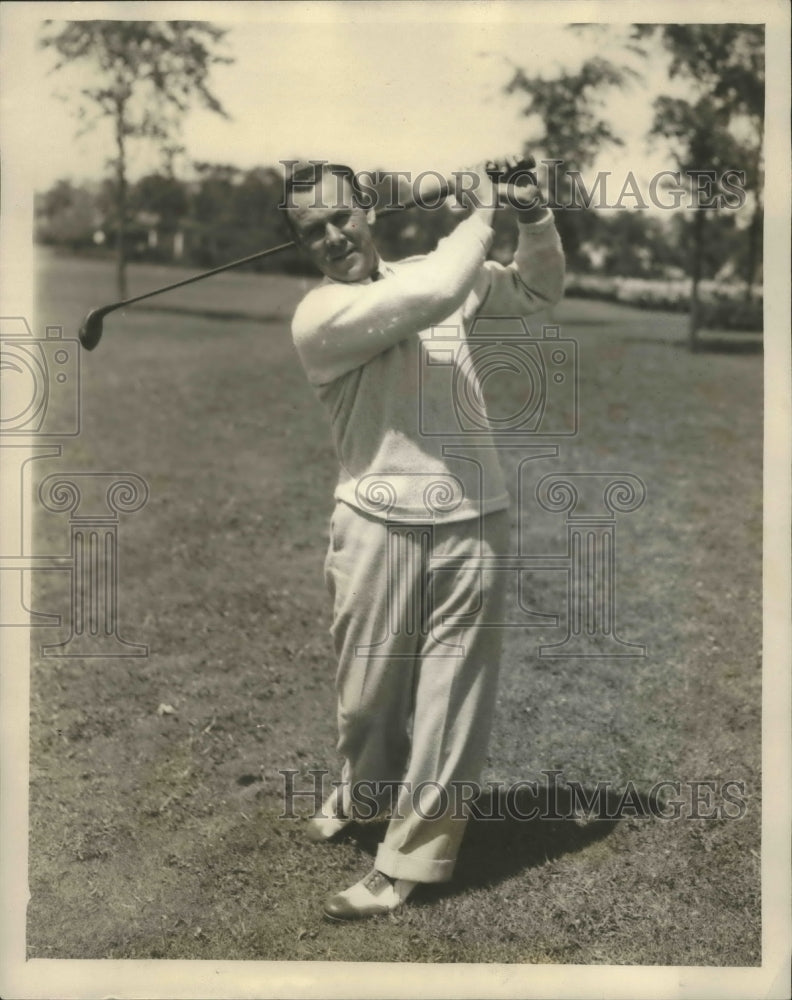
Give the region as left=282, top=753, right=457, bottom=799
left=114, top=107, right=128, bottom=301
left=688, top=210, right=705, bottom=351
left=744, top=124, right=764, bottom=303
left=743, top=205, right=761, bottom=303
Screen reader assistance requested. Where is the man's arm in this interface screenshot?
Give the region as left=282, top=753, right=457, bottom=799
left=465, top=208, right=566, bottom=320
left=292, top=211, right=496, bottom=385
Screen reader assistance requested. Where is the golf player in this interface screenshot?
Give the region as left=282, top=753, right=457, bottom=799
left=283, top=160, right=565, bottom=920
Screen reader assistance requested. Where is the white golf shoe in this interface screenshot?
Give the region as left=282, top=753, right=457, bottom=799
left=323, top=868, right=418, bottom=921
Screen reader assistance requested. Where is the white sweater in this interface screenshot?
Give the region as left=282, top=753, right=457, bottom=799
left=291, top=210, right=565, bottom=523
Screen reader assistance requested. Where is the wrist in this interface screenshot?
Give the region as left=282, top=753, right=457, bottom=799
left=465, top=211, right=496, bottom=249
left=471, top=205, right=496, bottom=228
left=517, top=206, right=553, bottom=227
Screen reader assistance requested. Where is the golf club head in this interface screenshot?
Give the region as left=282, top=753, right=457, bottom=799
left=78, top=307, right=108, bottom=351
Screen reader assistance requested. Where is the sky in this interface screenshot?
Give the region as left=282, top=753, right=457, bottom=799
left=24, top=7, right=685, bottom=203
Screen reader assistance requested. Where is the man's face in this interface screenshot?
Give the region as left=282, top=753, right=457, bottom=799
left=288, top=175, right=378, bottom=283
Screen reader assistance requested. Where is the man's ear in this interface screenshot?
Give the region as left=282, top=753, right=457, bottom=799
left=366, top=206, right=376, bottom=227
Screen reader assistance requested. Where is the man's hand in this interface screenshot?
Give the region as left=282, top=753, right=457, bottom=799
left=453, top=163, right=499, bottom=227
left=490, top=155, right=545, bottom=225
left=452, top=155, right=546, bottom=226
left=503, top=182, right=545, bottom=225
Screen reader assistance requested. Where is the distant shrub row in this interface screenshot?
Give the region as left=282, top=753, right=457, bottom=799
left=564, top=274, right=763, bottom=331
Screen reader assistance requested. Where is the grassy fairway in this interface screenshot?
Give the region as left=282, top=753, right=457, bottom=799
left=26, top=249, right=761, bottom=964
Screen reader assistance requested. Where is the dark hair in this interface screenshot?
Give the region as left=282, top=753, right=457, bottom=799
left=282, top=161, right=364, bottom=210
left=281, top=162, right=365, bottom=242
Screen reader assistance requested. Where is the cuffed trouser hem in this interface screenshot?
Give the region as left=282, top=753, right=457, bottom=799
left=374, top=845, right=456, bottom=884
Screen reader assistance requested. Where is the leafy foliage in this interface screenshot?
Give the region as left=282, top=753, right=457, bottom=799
left=502, top=23, right=763, bottom=344
left=41, top=20, right=232, bottom=132
left=35, top=179, right=100, bottom=249
left=634, top=24, right=764, bottom=340
left=504, top=50, right=639, bottom=264
left=40, top=20, right=232, bottom=296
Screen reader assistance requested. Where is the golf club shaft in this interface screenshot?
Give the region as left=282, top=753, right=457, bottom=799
left=99, top=239, right=296, bottom=312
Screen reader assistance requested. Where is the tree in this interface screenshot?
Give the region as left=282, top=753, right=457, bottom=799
left=40, top=20, right=232, bottom=298
left=594, top=213, right=682, bottom=279
left=35, top=179, right=100, bottom=249
left=634, top=24, right=764, bottom=343
left=649, top=94, right=747, bottom=346
left=504, top=48, right=639, bottom=267
left=131, top=173, right=189, bottom=231
left=189, top=162, right=241, bottom=265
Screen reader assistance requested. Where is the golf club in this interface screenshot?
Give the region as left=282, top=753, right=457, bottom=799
left=78, top=239, right=296, bottom=350
left=77, top=155, right=537, bottom=351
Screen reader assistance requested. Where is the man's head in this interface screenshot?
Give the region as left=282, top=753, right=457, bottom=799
left=283, top=163, right=379, bottom=283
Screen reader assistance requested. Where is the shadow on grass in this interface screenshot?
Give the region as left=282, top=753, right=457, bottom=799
left=346, top=784, right=654, bottom=903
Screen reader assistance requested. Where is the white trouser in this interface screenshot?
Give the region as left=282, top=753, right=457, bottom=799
left=324, top=500, right=509, bottom=883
